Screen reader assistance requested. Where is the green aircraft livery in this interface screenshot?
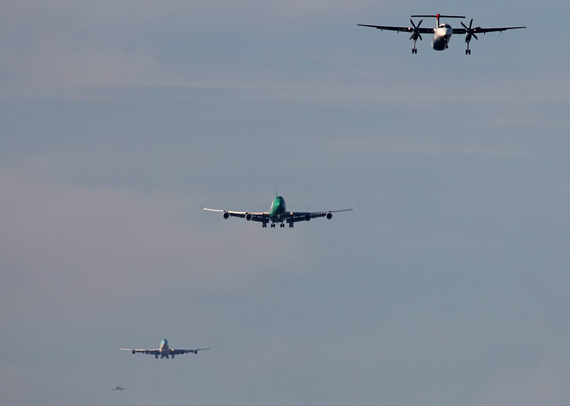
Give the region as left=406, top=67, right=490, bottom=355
left=202, top=194, right=352, bottom=228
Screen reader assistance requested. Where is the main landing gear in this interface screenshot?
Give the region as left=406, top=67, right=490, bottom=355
left=263, top=222, right=291, bottom=229
left=409, top=18, right=423, bottom=55
left=461, top=19, right=478, bottom=56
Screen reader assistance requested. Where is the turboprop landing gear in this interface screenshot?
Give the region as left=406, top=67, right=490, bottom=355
left=461, top=19, right=477, bottom=56
left=409, top=18, right=423, bottom=55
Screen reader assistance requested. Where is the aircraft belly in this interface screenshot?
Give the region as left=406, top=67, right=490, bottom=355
left=270, top=214, right=283, bottom=222
left=432, top=37, right=447, bottom=51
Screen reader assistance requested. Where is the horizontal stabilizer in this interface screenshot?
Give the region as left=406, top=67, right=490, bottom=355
left=412, top=14, right=465, bottom=18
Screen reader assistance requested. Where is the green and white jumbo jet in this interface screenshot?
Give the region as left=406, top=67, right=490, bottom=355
left=202, top=193, right=352, bottom=228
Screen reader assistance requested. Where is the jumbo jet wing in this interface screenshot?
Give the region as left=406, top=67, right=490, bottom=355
left=120, top=348, right=159, bottom=355
left=201, top=207, right=270, bottom=223
left=171, top=348, right=210, bottom=355
left=285, top=208, right=353, bottom=224
left=357, top=24, right=434, bottom=33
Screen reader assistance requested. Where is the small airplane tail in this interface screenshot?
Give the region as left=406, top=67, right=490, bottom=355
left=412, top=13, right=465, bottom=26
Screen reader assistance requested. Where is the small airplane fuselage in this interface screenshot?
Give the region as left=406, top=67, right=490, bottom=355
left=432, top=23, right=453, bottom=50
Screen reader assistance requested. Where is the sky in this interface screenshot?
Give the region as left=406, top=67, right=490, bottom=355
left=1, top=0, right=570, bottom=405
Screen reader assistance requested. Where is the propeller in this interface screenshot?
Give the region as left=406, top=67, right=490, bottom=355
left=461, top=19, right=479, bottom=43
left=409, top=18, right=423, bottom=41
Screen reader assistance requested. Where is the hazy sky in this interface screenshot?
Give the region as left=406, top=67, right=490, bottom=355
left=1, top=1, right=570, bottom=405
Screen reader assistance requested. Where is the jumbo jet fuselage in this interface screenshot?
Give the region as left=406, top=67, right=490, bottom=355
left=158, top=339, right=170, bottom=358
left=269, top=196, right=287, bottom=222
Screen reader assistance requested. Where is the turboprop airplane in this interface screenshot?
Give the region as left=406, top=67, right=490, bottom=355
left=120, top=339, right=210, bottom=359
left=358, top=13, right=525, bottom=54
left=202, top=193, right=353, bottom=228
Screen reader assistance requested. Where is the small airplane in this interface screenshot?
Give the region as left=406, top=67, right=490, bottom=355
left=202, top=193, right=353, bottom=228
left=358, top=13, right=525, bottom=54
left=120, top=339, right=210, bottom=359
left=110, top=385, right=126, bottom=391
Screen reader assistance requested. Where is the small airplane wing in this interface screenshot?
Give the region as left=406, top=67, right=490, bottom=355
left=286, top=208, right=353, bottom=224
left=357, top=24, right=434, bottom=34
left=120, top=348, right=159, bottom=355
left=453, top=26, right=525, bottom=34
left=171, top=348, right=211, bottom=355
left=202, top=207, right=270, bottom=223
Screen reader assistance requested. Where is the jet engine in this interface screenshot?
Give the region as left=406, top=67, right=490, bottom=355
left=132, top=350, right=136, bottom=354
left=304, top=214, right=311, bottom=221
left=245, top=213, right=252, bottom=221
left=326, top=212, right=333, bottom=220
left=223, top=212, right=230, bottom=219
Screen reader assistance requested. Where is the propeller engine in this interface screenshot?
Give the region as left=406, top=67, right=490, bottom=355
left=461, top=19, right=479, bottom=54
left=409, top=18, right=423, bottom=54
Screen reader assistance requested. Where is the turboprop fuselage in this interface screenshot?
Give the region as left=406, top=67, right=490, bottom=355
left=432, top=23, right=453, bottom=50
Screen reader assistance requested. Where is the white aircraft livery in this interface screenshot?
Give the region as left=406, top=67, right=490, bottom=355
left=358, top=13, right=525, bottom=54
left=121, top=339, right=210, bottom=359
